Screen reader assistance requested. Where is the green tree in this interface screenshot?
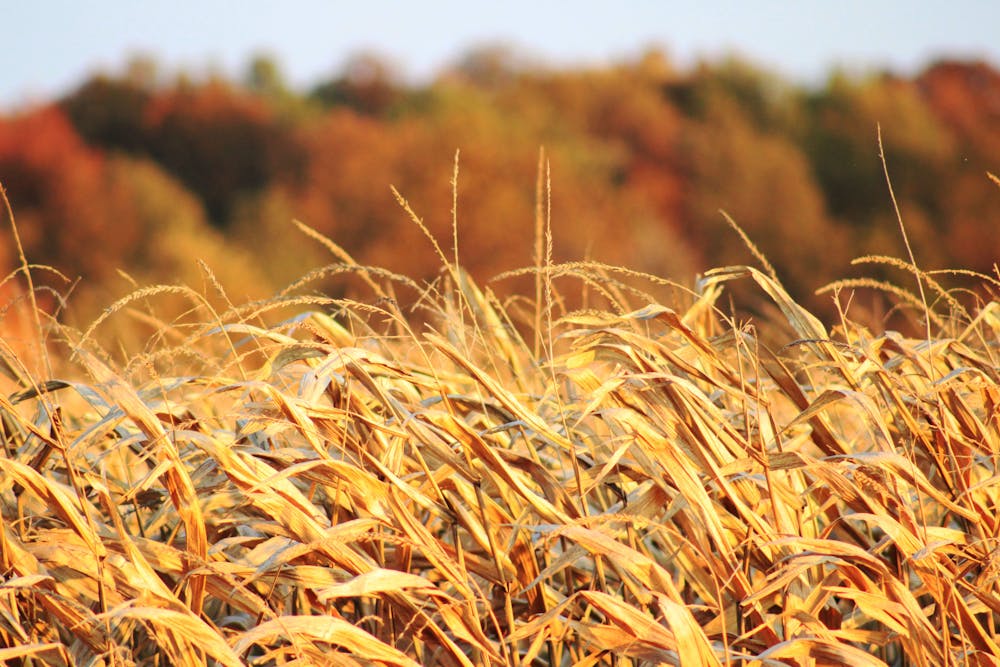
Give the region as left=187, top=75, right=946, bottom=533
left=670, top=56, right=804, bottom=136
left=60, top=74, right=152, bottom=153
left=246, top=53, right=289, bottom=99
left=802, top=72, right=954, bottom=244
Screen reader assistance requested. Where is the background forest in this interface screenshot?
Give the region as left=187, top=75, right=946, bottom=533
left=2, top=48, right=998, bottom=323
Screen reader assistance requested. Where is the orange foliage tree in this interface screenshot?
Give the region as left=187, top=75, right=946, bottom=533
left=233, top=72, right=701, bottom=301
left=0, top=106, right=141, bottom=283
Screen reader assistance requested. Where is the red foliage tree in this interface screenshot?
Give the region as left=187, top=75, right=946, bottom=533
left=916, top=61, right=1000, bottom=274
left=918, top=61, right=1000, bottom=157
left=0, top=106, right=141, bottom=282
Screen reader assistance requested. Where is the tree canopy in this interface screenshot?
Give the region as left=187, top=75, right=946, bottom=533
left=0, top=50, right=996, bottom=321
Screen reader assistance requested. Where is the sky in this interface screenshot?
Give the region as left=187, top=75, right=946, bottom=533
left=2, top=1, right=999, bottom=107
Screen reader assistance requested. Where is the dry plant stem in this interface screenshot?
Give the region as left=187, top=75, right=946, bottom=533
left=877, top=124, right=932, bottom=355
left=534, top=147, right=546, bottom=360
left=720, top=210, right=778, bottom=282
left=452, top=149, right=462, bottom=302
left=292, top=219, right=388, bottom=299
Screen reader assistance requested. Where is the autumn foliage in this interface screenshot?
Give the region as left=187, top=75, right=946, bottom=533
left=1, top=49, right=998, bottom=321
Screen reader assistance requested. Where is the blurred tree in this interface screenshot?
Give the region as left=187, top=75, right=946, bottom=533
left=633, top=47, right=675, bottom=81
left=246, top=53, right=289, bottom=99
left=0, top=106, right=141, bottom=282
left=511, top=54, right=691, bottom=260
left=234, top=72, right=701, bottom=301
left=229, top=107, right=404, bottom=289
left=61, top=74, right=152, bottom=153
left=106, top=156, right=269, bottom=301
left=670, top=56, right=805, bottom=135
left=917, top=61, right=1000, bottom=275
left=680, top=99, right=849, bottom=303
left=368, top=73, right=698, bottom=287
left=445, top=44, right=541, bottom=90
left=142, top=81, right=306, bottom=224
left=0, top=106, right=272, bottom=325
left=918, top=60, right=1000, bottom=159
left=940, top=170, right=1000, bottom=273
left=310, top=52, right=404, bottom=116
left=123, top=53, right=162, bottom=89
left=244, top=53, right=318, bottom=121
left=802, top=72, right=953, bottom=240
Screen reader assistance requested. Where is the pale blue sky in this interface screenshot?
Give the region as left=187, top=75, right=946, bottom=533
left=3, top=1, right=998, bottom=106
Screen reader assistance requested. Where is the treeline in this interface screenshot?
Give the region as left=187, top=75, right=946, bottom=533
left=1, top=48, right=998, bottom=318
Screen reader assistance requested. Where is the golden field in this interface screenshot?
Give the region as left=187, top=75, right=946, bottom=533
left=2, top=173, right=1000, bottom=666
